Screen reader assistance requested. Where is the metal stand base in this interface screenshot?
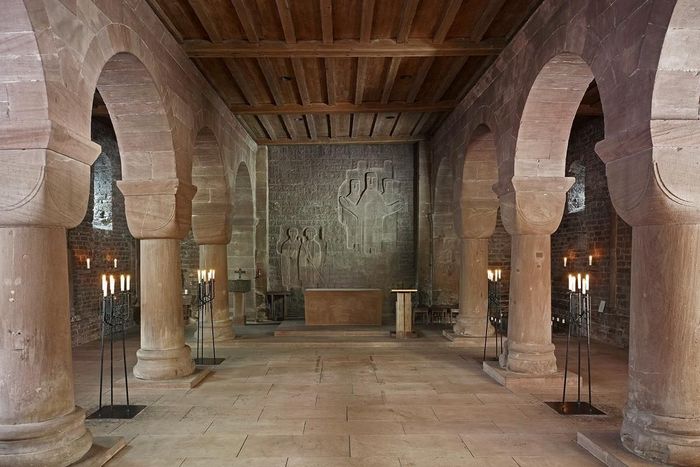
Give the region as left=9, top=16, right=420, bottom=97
left=87, top=404, right=146, bottom=419
left=545, top=401, right=605, bottom=416
left=194, top=357, right=225, bottom=365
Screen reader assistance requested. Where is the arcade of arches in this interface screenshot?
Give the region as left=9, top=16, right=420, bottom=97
left=0, top=1, right=698, bottom=466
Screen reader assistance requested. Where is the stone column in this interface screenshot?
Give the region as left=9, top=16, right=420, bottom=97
left=0, top=227, right=92, bottom=466
left=0, top=124, right=99, bottom=465
left=119, top=179, right=197, bottom=381
left=498, top=176, right=573, bottom=374
left=453, top=237, right=493, bottom=336
left=620, top=224, right=700, bottom=464
left=198, top=244, right=234, bottom=340
left=452, top=199, right=499, bottom=337
left=134, top=239, right=195, bottom=379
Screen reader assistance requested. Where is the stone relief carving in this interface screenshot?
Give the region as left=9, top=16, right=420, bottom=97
left=277, top=226, right=326, bottom=290
left=337, top=160, right=404, bottom=255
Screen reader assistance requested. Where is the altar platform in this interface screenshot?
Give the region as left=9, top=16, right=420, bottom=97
left=273, top=320, right=391, bottom=337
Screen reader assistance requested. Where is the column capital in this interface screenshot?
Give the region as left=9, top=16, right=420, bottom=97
left=117, top=178, right=196, bottom=239
left=192, top=202, right=232, bottom=245
left=496, top=176, right=574, bottom=236
left=454, top=198, right=499, bottom=239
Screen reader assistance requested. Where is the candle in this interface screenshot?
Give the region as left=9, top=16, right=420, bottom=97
left=86, top=258, right=91, bottom=269
left=113, top=258, right=118, bottom=268
left=585, top=273, right=590, bottom=293
left=197, top=270, right=202, bottom=282
left=563, top=257, right=567, bottom=267
left=211, top=269, right=215, bottom=280
left=589, top=255, right=593, bottom=266
left=577, top=273, right=582, bottom=291
left=184, top=289, right=189, bottom=295
left=101, top=274, right=107, bottom=297
left=497, top=269, right=501, bottom=281
left=126, top=274, right=131, bottom=291
left=109, top=275, right=115, bottom=295
left=120, top=274, right=125, bottom=292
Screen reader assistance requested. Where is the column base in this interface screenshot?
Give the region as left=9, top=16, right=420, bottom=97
left=621, top=405, right=700, bottom=466
left=196, top=318, right=235, bottom=342
left=505, top=340, right=557, bottom=375
left=0, top=407, right=92, bottom=467
left=453, top=315, right=495, bottom=337
left=133, top=346, right=195, bottom=380
left=577, top=431, right=658, bottom=466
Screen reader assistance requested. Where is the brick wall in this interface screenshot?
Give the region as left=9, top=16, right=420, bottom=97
left=268, top=144, right=417, bottom=320
left=550, top=117, right=632, bottom=347
left=67, top=117, right=138, bottom=346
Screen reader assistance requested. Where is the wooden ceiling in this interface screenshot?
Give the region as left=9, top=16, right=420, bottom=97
left=146, top=0, right=543, bottom=145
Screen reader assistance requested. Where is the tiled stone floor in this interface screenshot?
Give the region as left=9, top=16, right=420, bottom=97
left=72, top=325, right=630, bottom=466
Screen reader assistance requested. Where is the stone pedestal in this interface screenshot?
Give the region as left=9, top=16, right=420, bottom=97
left=233, top=291, right=247, bottom=325
left=0, top=227, right=92, bottom=466
left=198, top=244, right=234, bottom=341
left=392, top=289, right=417, bottom=338
left=620, top=224, right=700, bottom=466
left=506, top=233, right=557, bottom=374
left=133, top=239, right=195, bottom=380
left=453, top=238, right=494, bottom=337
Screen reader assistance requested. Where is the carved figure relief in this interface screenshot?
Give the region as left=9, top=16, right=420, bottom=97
left=338, top=161, right=404, bottom=255
left=277, top=226, right=326, bottom=290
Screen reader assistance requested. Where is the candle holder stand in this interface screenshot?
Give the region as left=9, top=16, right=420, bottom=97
left=88, top=291, right=145, bottom=419
left=194, top=276, right=225, bottom=365
left=483, top=277, right=506, bottom=362
left=546, top=286, right=605, bottom=416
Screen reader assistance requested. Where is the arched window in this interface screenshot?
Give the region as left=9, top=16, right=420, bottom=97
left=91, top=147, right=114, bottom=231
left=567, top=160, right=586, bottom=214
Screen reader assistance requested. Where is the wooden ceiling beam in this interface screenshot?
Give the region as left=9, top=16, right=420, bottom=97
left=230, top=101, right=456, bottom=115
left=320, top=0, right=333, bottom=44
left=360, top=0, right=376, bottom=43
left=275, top=0, right=297, bottom=43
left=257, top=115, right=278, bottom=140
left=430, top=56, right=468, bottom=102
left=187, top=0, right=224, bottom=42
left=231, top=0, right=259, bottom=42
left=223, top=59, right=259, bottom=106
left=471, top=0, right=506, bottom=42
left=261, top=135, right=422, bottom=145
left=183, top=38, right=506, bottom=58
left=433, top=0, right=463, bottom=44
left=305, top=114, right=318, bottom=139
left=144, top=0, right=183, bottom=42
left=291, top=58, right=311, bottom=105
left=355, top=58, right=368, bottom=105
left=397, top=0, right=421, bottom=43
left=381, top=57, right=402, bottom=104
left=325, top=58, right=336, bottom=105
left=407, top=57, right=434, bottom=103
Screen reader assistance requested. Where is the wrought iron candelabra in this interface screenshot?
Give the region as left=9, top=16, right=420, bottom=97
left=483, top=269, right=506, bottom=361
left=546, top=273, right=604, bottom=415
left=89, top=274, right=145, bottom=419
left=194, top=269, right=224, bottom=365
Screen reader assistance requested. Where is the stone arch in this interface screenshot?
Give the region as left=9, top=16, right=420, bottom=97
left=432, top=157, right=459, bottom=305
left=191, top=127, right=231, bottom=244
left=228, top=162, right=256, bottom=321
left=514, top=53, right=595, bottom=178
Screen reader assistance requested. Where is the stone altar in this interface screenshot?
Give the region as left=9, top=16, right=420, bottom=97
left=304, top=288, right=382, bottom=325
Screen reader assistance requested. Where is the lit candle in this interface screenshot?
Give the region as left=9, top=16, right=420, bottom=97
left=101, top=274, right=107, bottom=297
left=197, top=270, right=202, bottom=282
left=120, top=274, right=125, bottom=292
left=497, top=269, right=501, bottom=281
left=113, top=258, right=118, bottom=268
left=109, top=275, right=115, bottom=295
left=563, top=257, right=567, bottom=267
left=126, top=274, right=131, bottom=291
left=589, top=255, right=593, bottom=266
left=184, top=289, right=189, bottom=295
left=585, top=273, right=590, bottom=293
left=577, top=273, right=582, bottom=291
left=582, top=277, right=588, bottom=295
left=211, top=269, right=215, bottom=280
left=86, top=258, right=91, bottom=269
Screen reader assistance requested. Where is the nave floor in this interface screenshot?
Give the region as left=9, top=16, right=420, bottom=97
left=72, top=325, right=629, bottom=466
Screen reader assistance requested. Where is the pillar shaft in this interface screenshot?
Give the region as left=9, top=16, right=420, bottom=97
left=0, top=227, right=91, bottom=466
left=621, top=224, right=700, bottom=465
left=506, top=233, right=556, bottom=374
left=453, top=237, right=494, bottom=336
left=134, top=239, right=194, bottom=380
left=199, top=244, right=234, bottom=340
left=233, top=293, right=246, bottom=325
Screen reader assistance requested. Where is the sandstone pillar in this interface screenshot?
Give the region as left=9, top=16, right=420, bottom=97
left=0, top=227, right=92, bottom=466
left=133, top=239, right=195, bottom=379
left=198, top=244, right=234, bottom=341
left=453, top=237, right=494, bottom=336
left=621, top=224, right=700, bottom=464
left=498, top=176, right=573, bottom=375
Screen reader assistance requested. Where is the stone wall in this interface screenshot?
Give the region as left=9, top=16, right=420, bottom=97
left=550, top=117, right=632, bottom=347
left=67, top=118, right=138, bottom=346
left=268, top=144, right=417, bottom=320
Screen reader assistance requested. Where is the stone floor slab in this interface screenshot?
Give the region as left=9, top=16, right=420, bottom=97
left=577, top=431, right=658, bottom=466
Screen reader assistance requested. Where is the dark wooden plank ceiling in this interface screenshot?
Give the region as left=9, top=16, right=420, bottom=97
left=146, top=0, right=543, bottom=145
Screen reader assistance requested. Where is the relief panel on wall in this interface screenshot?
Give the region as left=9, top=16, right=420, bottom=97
left=277, top=226, right=326, bottom=290
left=337, top=160, right=404, bottom=255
